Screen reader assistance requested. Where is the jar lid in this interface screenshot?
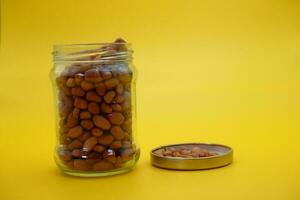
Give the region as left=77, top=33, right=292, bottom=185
left=151, top=143, right=233, bottom=170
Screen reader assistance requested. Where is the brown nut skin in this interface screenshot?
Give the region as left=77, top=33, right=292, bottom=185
left=100, top=103, right=112, bottom=113
left=103, top=149, right=117, bottom=163
left=72, top=108, right=80, bottom=119
left=80, top=111, right=91, bottom=119
left=80, top=120, right=94, bottom=130
left=121, top=119, right=132, bottom=132
left=74, top=159, right=91, bottom=171
left=72, top=149, right=88, bottom=158
left=60, top=86, right=72, bottom=96
left=74, top=73, right=84, bottom=85
left=67, top=113, right=78, bottom=128
left=110, top=126, right=125, bottom=140
left=121, top=148, right=134, bottom=162
left=93, top=145, right=105, bottom=153
left=95, top=83, right=106, bottom=96
left=58, top=149, right=72, bottom=161
left=80, top=80, right=94, bottom=91
left=110, top=140, right=122, bottom=149
left=67, top=126, right=83, bottom=138
left=86, top=91, right=101, bottom=102
left=93, top=160, right=114, bottom=171
left=88, top=102, right=100, bottom=114
left=122, top=140, right=132, bottom=148
left=118, top=71, right=132, bottom=83
left=71, top=87, right=85, bottom=97
left=115, top=84, right=124, bottom=94
left=121, top=101, right=131, bottom=111
left=60, top=135, right=72, bottom=145
left=101, top=71, right=112, bottom=80
left=85, top=69, right=102, bottom=83
left=105, top=78, right=119, bottom=89
left=91, top=128, right=103, bottom=137
left=111, top=104, right=122, bottom=111
left=66, top=78, right=76, bottom=87
left=86, top=152, right=101, bottom=165
left=114, top=95, right=125, bottom=104
left=67, top=139, right=83, bottom=150
left=74, top=98, right=88, bottom=109
left=98, top=134, right=114, bottom=145
left=108, top=112, right=125, bottom=125
left=83, top=136, right=98, bottom=152
left=78, top=131, right=91, bottom=142
left=104, top=91, right=116, bottom=104
left=93, top=115, right=111, bottom=130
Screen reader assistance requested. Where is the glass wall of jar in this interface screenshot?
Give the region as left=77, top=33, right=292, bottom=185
left=51, top=39, right=139, bottom=177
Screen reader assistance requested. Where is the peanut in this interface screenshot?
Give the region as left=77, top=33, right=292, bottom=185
left=74, top=159, right=90, bottom=170
left=79, top=111, right=91, bottom=119
left=103, top=149, right=116, bottom=163
left=67, top=113, right=78, bottom=127
left=80, top=119, right=94, bottom=130
left=66, top=78, right=76, bottom=87
left=78, top=131, right=91, bottom=142
left=85, top=69, right=102, bottom=83
left=71, top=87, right=85, bottom=97
left=83, top=136, right=98, bottom=152
left=86, top=91, right=101, bottom=102
left=88, top=102, right=100, bottom=114
left=108, top=112, right=125, bottom=125
left=111, top=104, right=122, bottom=111
left=58, top=149, right=72, bottom=161
left=74, top=73, right=84, bottom=85
left=104, top=91, right=116, bottom=103
left=72, top=108, right=80, bottom=119
left=67, top=139, right=83, bottom=150
left=100, top=103, right=112, bottom=113
left=95, top=83, right=106, bottom=96
left=115, top=84, right=124, bottom=94
left=67, top=126, right=82, bottom=138
left=93, top=145, right=105, bottom=153
left=74, top=97, right=88, bottom=109
left=101, top=71, right=112, bottom=80
left=105, top=78, right=119, bottom=89
left=93, top=160, right=114, bottom=171
left=98, top=134, right=114, bottom=145
left=91, top=128, right=103, bottom=137
left=93, top=115, right=111, bottom=130
left=110, top=140, right=122, bottom=149
left=80, top=80, right=94, bottom=91
left=110, top=126, right=124, bottom=140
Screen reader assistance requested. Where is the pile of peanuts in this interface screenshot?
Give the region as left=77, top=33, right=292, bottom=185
left=155, top=145, right=218, bottom=158
left=56, top=38, right=137, bottom=171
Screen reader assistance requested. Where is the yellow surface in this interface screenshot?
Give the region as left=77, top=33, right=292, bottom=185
left=1, top=0, right=300, bottom=199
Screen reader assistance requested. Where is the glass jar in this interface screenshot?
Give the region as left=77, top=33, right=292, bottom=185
left=50, top=39, right=139, bottom=177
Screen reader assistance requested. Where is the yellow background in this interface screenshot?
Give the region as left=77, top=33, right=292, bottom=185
left=1, top=0, right=300, bottom=199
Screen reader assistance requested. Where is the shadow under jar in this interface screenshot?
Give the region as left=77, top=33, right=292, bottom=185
left=51, top=39, right=140, bottom=177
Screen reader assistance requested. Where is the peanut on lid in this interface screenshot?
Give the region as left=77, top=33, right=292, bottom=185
left=151, top=143, right=233, bottom=170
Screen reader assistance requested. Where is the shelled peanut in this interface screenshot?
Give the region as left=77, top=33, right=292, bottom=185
left=56, top=39, right=136, bottom=171
left=154, top=145, right=218, bottom=158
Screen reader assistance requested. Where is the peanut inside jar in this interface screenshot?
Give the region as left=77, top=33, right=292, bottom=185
left=54, top=38, right=137, bottom=171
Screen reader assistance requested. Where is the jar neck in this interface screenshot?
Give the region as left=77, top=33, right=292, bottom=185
left=52, top=42, right=133, bottom=64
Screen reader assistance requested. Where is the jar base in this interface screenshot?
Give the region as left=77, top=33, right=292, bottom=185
left=60, top=165, right=134, bottom=177
left=56, top=149, right=140, bottom=177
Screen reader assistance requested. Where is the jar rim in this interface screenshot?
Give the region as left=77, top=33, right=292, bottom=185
left=53, top=42, right=132, bottom=63
left=53, top=42, right=131, bottom=50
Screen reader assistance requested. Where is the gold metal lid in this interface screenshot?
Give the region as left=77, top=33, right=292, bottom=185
left=151, top=143, right=233, bottom=170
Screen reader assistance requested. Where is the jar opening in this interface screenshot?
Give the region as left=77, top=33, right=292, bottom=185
left=53, top=42, right=132, bottom=64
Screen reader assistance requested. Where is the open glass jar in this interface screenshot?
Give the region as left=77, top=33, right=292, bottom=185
left=51, top=39, right=139, bottom=177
